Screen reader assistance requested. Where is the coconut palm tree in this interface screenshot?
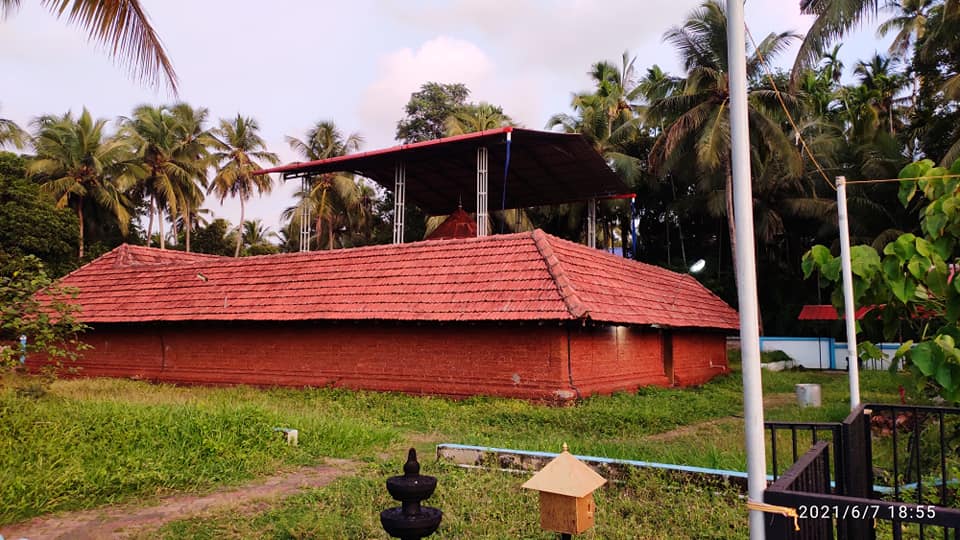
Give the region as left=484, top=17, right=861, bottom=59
left=29, top=108, right=132, bottom=258
left=878, top=0, right=935, bottom=56
left=0, top=106, right=27, bottom=149
left=285, top=121, right=363, bottom=250
left=1, top=0, right=177, bottom=91
left=281, top=174, right=364, bottom=250
left=242, top=219, right=276, bottom=245
left=636, top=65, right=684, bottom=126
left=445, top=103, right=513, bottom=136
left=793, top=0, right=882, bottom=83
left=649, top=0, right=802, bottom=275
left=122, top=104, right=211, bottom=249
left=854, top=54, right=907, bottom=124
left=853, top=53, right=908, bottom=134
left=209, top=115, right=278, bottom=257
left=545, top=52, right=648, bottom=249
left=793, top=0, right=957, bottom=82
left=285, top=121, right=362, bottom=162
left=549, top=52, right=647, bottom=184
left=168, top=103, right=214, bottom=251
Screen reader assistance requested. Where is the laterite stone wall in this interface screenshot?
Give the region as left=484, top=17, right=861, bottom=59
left=39, top=321, right=729, bottom=400
left=671, top=331, right=730, bottom=386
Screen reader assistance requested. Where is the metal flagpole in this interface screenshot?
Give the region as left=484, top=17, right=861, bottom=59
left=726, top=1, right=766, bottom=538
left=836, top=176, right=862, bottom=409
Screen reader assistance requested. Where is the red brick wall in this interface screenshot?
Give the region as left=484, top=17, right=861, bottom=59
left=671, top=331, right=730, bottom=386
left=38, top=322, right=728, bottom=399
left=568, top=326, right=670, bottom=395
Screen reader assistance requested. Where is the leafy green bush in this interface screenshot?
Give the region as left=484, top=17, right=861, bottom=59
left=0, top=255, right=88, bottom=394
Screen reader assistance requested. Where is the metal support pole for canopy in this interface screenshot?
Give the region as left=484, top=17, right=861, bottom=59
left=726, top=1, right=765, bottom=537
left=587, top=198, right=597, bottom=248
left=476, top=147, right=489, bottom=237
left=837, top=176, right=862, bottom=409
left=299, top=175, right=310, bottom=252
left=393, top=162, right=406, bottom=244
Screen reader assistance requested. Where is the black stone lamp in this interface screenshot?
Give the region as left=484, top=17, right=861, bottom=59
left=380, top=448, right=443, bottom=539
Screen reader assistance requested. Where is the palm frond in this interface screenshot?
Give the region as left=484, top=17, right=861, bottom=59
left=41, top=0, right=178, bottom=92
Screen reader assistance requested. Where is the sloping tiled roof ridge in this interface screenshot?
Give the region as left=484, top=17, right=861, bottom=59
left=57, top=231, right=739, bottom=330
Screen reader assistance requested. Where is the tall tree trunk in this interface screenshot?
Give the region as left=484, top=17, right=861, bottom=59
left=77, top=199, right=84, bottom=260
left=665, top=217, right=671, bottom=266
left=147, top=196, right=155, bottom=248
left=235, top=197, right=245, bottom=257
left=315, top=212, right=323, bottom=251
left=327, top=217, right=334, bottom=250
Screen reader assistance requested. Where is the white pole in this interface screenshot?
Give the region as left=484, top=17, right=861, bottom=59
left=476, top=147, right=489, bottom=236
left=587, top=198, right=597, bottom=248
left=726, top=2, right=766, bottom=538
left=299, top=176, right=310, bottom=252
left=393, top=162, right=406, bottom=244
left=837, top=176, right=862, bottom=409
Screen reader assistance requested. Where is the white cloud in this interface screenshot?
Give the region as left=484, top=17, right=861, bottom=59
left=376, top=0, right=703, bottom=73
left=358, top=36, right=496, bottom=147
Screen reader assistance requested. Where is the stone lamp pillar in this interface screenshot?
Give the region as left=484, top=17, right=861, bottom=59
left=380, top=448, right=442, bottom=540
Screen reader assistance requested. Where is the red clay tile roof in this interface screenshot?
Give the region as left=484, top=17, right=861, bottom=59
left=797, top=304, right=874, bottom=320
left=57, top=232, right=739, bottom=330
left=426, top=208, right=477, bottom=240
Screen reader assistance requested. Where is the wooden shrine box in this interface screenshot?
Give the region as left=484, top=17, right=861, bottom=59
left=521, top=445, right=607, bottom=535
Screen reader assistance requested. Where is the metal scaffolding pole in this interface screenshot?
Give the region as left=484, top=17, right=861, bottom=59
left=393, top=162, right=406, bottom=244
left=726, top=1, right=766, bottom=538
left=587, top=198, right=596, bottom=248
left=299, top=175, right=310, bottom=252
left=476, top=147, right=489, bottom=236
left=837, top=176, right=862, bottom=409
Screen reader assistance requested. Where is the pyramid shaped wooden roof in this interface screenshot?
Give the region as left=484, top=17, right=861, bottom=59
left=425, top=208, right=477, bottom=240
left=521, top=446, right=607, bottom=498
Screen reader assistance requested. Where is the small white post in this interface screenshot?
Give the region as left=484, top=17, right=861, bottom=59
left=393, top=162, right=406, bottom=244
left=726, top=1, right=766, bottom=537
left=837, top=176, right=862, bottom=409
left=476, top=147, right=489, bottom=236
left=587, top=198, right=597, bottom=248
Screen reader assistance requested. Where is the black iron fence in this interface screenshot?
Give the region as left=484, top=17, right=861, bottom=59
left=766, top=441, right=837, bottom=539
left=767, top=420, right=845, bottom=493
left=763, top=403, right=960, bottom=539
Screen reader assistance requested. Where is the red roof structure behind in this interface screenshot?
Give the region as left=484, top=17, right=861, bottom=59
left=255, top=127, right=633, bottom=215
left=59, top=231, right=738, bottom=330
left=426, top=208, right=477, bottom=240
left=797, top=304, right=875, bottom=320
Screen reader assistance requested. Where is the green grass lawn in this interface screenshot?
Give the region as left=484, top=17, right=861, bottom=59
left=0, top=365, right=914, bottom=537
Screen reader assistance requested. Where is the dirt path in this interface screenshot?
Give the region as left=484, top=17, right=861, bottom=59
left=1, top=459, right=355, bottom=540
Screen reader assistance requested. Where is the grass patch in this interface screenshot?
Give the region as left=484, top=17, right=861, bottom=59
left=0, top=364, right=917, bottom=532
left=0, top=381, right=397, bottom=524
left=146, top=460, right=748, bottom=540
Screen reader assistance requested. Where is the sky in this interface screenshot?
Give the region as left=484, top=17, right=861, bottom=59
left=0, top=0, right=887, bottom=233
